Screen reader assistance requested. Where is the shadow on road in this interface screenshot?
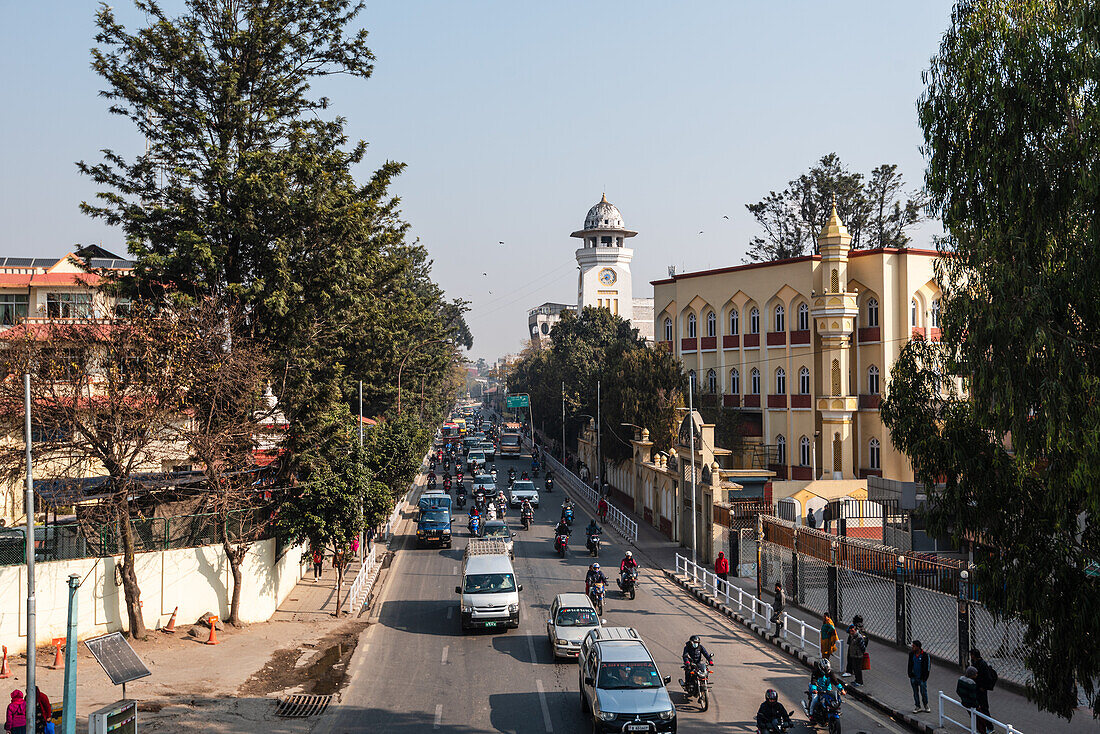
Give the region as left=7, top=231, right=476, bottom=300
left=378, top=599, right=459, bottom=637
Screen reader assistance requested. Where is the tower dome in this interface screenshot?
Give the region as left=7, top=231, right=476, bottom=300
left=584, top=193, right=626, bottom=230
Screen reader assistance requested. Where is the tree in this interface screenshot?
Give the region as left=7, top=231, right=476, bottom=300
left=865, top=165, right=925, bottom=250
left=881, top=0, right=1100, bottom=718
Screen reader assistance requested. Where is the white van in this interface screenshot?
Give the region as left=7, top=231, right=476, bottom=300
left=457, top=538, right=522, bottom=632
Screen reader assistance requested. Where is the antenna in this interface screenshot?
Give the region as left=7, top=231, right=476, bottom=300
left=667, top=265, right=676, bottom=278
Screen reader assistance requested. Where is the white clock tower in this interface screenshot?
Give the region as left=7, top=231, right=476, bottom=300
left=572, top=194, right=637, bottom=319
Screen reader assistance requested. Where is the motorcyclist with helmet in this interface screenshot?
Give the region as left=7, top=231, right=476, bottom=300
left=682, top=635, right=715, bottom=696
left=807, top=657, right=842, bottom=721
left=755, top=689, right=791, bottom=733
left=619, top=550, right=639, bottom=586
left=520, top=498, right=534, bottom=528
left=585, top=563, right=608, bottom=597
left=554, top=518, right=570, bottom=537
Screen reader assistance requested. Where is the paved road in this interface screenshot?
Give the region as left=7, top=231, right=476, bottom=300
left=326, top=451, right=905, bottom=734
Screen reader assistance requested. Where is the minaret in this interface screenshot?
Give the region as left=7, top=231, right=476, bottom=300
left=572, top=194, right=638, bottom=318
left=811, top=203, right=859, bottom=479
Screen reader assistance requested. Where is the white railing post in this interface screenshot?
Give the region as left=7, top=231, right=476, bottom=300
left=970, top=707, right=977, bottom=734
left=938, top=692, right=945, bottom=729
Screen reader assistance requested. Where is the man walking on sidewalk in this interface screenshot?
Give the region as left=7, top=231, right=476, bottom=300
left=969, top=648, right=997, bottom=733
left=907, top=640, right=931, bottom=713
left=714, top=552, right=729, bottom=594
left=771, top=582, right=785, bottom=636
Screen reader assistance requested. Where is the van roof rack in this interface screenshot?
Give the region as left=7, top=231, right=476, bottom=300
left=464, top=538, right=510, bottom=557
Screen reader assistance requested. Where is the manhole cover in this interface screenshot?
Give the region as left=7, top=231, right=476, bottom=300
left=275, top=693, right=333, bottom=718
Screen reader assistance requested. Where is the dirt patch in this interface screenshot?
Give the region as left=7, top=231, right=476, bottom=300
left=137, top=701, right=165, bottom=713
left=236, top=621, right=367, bottom=698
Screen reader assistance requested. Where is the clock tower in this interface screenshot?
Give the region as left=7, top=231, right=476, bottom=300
left=572, top=194, right=637, bottom=319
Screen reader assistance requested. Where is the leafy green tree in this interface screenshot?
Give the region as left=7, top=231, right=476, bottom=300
left=601, top=344, right=684, bottom=461
left=881, top=0, right=1100, bottom=717
left=361, top=414, right=432, bottom=499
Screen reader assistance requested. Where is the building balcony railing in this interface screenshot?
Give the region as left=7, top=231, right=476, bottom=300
left=929, top=327, right=942, bottom=341
left=743, top=334, right=760, bottom=348
left=790, top=465, right=813, bottom=481
left=768, top=463, right=788, bottom=480
left=681, top=337, right=697, bottom=352
left=700, top=336, right=717, bottom=351
left=790, top=394, right=811, bottom=409
left=743, top=394, right=761, bottom=408
left=766, top=331, right=786, bottom=347
left=767, top=394, right=787, bottom=409
left=859, top=394, right=881, bottom=410
left=911, top=327, right=925, bottom=340
left=859, top=468, right=883, bottom=479
left=790, top=329, right=811, bottom=346
left=857, top=326, right=880, bottom=343
left=723, top=394, right=740, bottom=408
left=722, top=335, right=739, bottom=349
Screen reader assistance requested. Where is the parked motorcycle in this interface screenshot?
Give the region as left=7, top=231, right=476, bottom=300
left=554, top=532, right=569, bottom=558
left=586, top=532, right=600, bottom=557
left=588, top=580, right=606, bottom=616
left=679, top=660, right=714, bottom=711
left=618, top=567, right=638, bottom=600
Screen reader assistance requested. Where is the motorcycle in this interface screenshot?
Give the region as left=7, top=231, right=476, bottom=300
left=428, top=460, right=436, bottom=473
left=758, top=716, right=794, bottom=734
left=679, top=660, right=714, bottom=711
left=586, top=532, right=600, bottom=557
left=443, top=478, right=452, bottom=493
left=521, top=509, right=533, bottom=530
left=508, top=468, right=516, bottom=483
left=427, top=474, right=437, bottom=489
left=490, top=468, right=498, bottom=481
left=618, top=567, right=638, bottom=600
left=562, top=505, right=574, bottom=526
left=495, top=500, right=507, bottom=519
left=468, top=515, right=481, bottom=535
left=544, top=475, right=553, bottom=492
left=802, top=683, right=843, bottom=734
left=589, top=580, right=606, bottom=616
left=456, top=472, right=464, bottom=484
left=554, top=533, right=569, bottom=558
left=456, top=489, right=467, bottom=509
left=531, top=461, right=540, bottom=478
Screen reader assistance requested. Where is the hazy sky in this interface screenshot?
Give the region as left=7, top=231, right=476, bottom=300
left=0, top=1, right=954, bottom=361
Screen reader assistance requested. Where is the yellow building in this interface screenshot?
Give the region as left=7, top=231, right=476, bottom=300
left=652, top=208, right=942, bottom=483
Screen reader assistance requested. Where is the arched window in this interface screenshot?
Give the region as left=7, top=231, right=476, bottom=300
left=663, top=318, right=673, bottom=341
left=730, top=368, right=740, bottom=394
left=800, top=436, right=811, bottom=466
left=867, top=298, right=879, bottom=327
left=706, top=311, right=716, bottom=338
left=774, top=305, right=785, bottom=333
left=868, top=365, right=880, bottom=395
left=799, top=366, right=811, bottom=394
left=688, top=370, right=697, bottom=390
left=750, top=368, right=760, bottom=395
left=797, top=303, right=809, bottom=331
left=729, top=310, right=739, bottom=335
left=869, top=438, right=881, bottom=470
left=931, top=299, right=941, bottom=328
left=706, top=369, right=717, bottom=394
left=687, top=313, right=697, bottom=338
left=775, top=367, right=786, bottom=394
left=749, top=308, right=760, bottom=334
left=911, top=299, right=919, bottom=327
left=776, top=435, right=786, bottom=464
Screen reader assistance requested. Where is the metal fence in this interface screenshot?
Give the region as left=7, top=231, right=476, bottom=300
left=541, top=450, right=638, bottom=543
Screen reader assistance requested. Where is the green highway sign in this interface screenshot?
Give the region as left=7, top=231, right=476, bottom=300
left=506, top=395, right=530, bottom=408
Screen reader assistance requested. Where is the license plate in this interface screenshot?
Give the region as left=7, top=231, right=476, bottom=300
left=483, top=622, right=497, bottom=627
left=626, top=725, right=651, bottom=732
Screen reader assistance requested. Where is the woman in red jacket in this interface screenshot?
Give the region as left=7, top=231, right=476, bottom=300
left=714, top=552, right=730, bottom=594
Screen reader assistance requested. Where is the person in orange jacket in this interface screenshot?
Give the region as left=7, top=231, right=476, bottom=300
left=714, top=551, right=730, bottom=594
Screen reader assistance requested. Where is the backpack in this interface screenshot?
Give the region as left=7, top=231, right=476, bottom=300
left=986, top=664, right=998, bottom=690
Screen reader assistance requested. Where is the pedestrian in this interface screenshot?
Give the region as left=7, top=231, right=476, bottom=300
left=311, top=547, right=324, bottom=580
left=597, top=497, right=609, bottom=523
left=807, top=509, right=817, bottom=530
left=820, top=614, right=838, bottom=660
left=351, top=533, right=360, bottom=561
left=822, top=503, right=833, bottom=533
left=366, top=525, right=376, bottom=551
left=907, top=640, right=931, bottom=713
left=714, top=552, right=729, bottom=594
left=845, top=624, right=867, bottom=686
left=33, top=688, right=50, bottom=733
left=969, top=648, right=998, bottom=733
left=956, top=666, right=980, bottom=711
left=5, top=689, right=26, bottom=734
left=771, top=582, right=785, bottom=636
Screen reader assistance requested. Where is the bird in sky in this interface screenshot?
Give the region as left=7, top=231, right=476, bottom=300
left=482, top=272, right=488, bottom=276
left=698, top=230, right=704, bottom=234
left=722, top=215, right=730, bottom=220
left=498, top=241, right=505, bottom=246
left=488, top=290, right=493, bottom=294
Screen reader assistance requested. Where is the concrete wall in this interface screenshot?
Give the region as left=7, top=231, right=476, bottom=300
left=0, top=538, right=305, bottom=654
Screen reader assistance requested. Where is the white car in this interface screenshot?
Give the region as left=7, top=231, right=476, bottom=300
left=546, top=593, right=602, bottom=658
left=508, top=481, right=539, bottom=508
left=467, top=450, right=487, bottom=472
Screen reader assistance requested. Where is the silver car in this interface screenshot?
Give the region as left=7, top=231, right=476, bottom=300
left=509, top=480, right=539, bottom=508
left=547, top=593, right=602, bottom=659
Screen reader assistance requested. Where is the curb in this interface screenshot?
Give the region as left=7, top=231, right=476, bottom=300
left=662, top=569, right=939, bottom=734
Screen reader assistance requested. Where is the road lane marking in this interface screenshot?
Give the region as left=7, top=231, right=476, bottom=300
left=446, top=607, right=453, bottom=619
left=441, top=645, right=449, bottom=664
left=452, top=566, right=457, bottom=574
left=535, top=679, right=553, bottom=732
left=433, top=704, right=442, bottom=729
left=526, top=628, right=538, bottom=664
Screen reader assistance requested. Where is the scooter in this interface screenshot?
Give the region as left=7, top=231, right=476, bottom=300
left=443, top=478, right=452, bottom=493
left=758, top=715, right=794, bottom=734
left=586, top=532, right=600, bottom=557
left=554, top=532, right=569, bottom=558
left=456, top=489, right=467, bottom=509
left=468, top=515, right=481, bottom=535
left=802, top=683, right=844, bottom=734
left=562, top=505, right=574, bottom=526
left=544, top=475, right=553, bottom=492
left=521, top=509, right=533, bottom=530
left=679, top=660, right=714, bottom=712
left=618, top=567, right=638, bottom=600
left=588, top=581, right=606, bottom=616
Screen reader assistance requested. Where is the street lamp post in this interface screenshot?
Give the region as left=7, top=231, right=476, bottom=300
left=596, top=380, right=602, bottom=494
left=560, top=381, right=565, bottom=464
left=688, top=373, right=697, bottom=566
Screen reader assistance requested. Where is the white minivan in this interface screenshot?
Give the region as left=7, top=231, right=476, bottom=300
left=457, top=538, right=521, bottom=632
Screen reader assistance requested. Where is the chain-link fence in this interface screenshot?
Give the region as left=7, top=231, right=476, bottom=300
left=838, top=567, right=895, bottom=641
left=799, top=554, right=830, bottom=614
left=970, top=603, right=1030, bottom=687
left=762, top=542, right=795, bottom=598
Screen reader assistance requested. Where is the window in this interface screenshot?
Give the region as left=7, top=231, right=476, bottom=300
left=931, top=299, right=941, bottom=328
left=868, top=365, right=880, bottom=394
left=867, top=298, right=879, bottom=327
left=750, top=368, right=760, bottom=394
left=797, top=303, right=809, bottom=331
left=46, top=292, right=93, bottom=319
left=830, top=269, right=839, bottom=292
left=730, top=368, right=740, bottom=394
left=706, top=369, right=717, bottom=394
left=664, top=318, right=673, bottom=341
left=869, top=438, right=881, bottom=470
left=800, top=436, right=811, bottom=466
left=774, top=305, right=785, bottom=332
left=729, top=310, right=739, bottom=335
left=688, top=370, right=697, bottom=390
left=911, top=299, right=919, bottom=327
left=687, top=313, right=697, bottom=338
left=776, top=435, right=786, bottom=464
left=0, top=294, right=28, bottom=326
left=749, top=308, right=760, bottom=334
left=706, top=311, right=716, bottom=338
left=799, top=366, right=810, bottom=394
left=831, top=359, right=841, bottom=394
left=775, top=367, right=786, bottom=394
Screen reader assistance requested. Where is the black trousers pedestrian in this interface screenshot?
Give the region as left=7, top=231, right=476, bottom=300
left=716, top=572, right=728, bottom=594
left=313, top=561, right=323, bottom=579
left=846, top=655, right=864, bottom=684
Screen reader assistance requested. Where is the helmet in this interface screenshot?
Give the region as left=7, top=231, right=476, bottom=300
left=817, top=657, right=832, bottom=675
left=625, top=551, right=632, bottom=558
left=766, top=688, right=778, bottom=702
left=592, top=563, right=600, bottom=570
left=689, top=634, right=701, bottom=647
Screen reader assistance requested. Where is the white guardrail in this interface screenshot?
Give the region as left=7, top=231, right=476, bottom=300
left=345, top=546, right=381, bottom=614
left=675, top=553, right=831, bottom=659
left=540, top=450, right=638, bottom=543
left=938, top=691, right=1023, bottom=734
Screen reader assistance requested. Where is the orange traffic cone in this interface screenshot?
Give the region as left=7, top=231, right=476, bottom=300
left=163, top=606, right=178, bottom=634
left=49, top=638, right=63, bottom=670
left=0, top=646, right=10, bottom=679
left=205, top=616, right=219, bottom=645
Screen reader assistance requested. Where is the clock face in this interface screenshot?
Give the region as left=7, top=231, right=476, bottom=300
left=598, top=268, right=617, bottom=286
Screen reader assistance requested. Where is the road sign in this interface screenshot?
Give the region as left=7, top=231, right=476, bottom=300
left=85, top=632, right=151, bottom=686
left=506, top=395, right=529, bottom=408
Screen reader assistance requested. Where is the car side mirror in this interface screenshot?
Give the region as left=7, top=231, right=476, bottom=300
left=455, top=586, right=462, bottom=594
left=584, top=677, right=595, bottom=686
left=601, top=619, right=607, bottom=625
left=511, top=532, right=517, bottom=537
left=517, top=585, right=524, bottom=591
left=663, top=675, right=672, bottom=685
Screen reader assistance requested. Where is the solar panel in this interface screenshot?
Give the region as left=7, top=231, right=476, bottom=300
left=85, top=632, right=151, bottom=686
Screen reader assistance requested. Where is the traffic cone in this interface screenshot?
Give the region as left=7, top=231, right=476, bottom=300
left=205, top=616, right=219, bottom=645
left=0, top=646, right=11, bottom=679
left=163, top=606, right=178, bottom=634
left=49, top=638, right=63, bottom=670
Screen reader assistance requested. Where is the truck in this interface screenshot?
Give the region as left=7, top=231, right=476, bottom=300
left=457, top=538, right=522, bottom=631
left=499, top=422, right=523, bottom=457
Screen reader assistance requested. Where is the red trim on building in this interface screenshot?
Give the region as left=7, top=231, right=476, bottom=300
left=743, top=394, right=761, bottom=408
left=681, top=337, right=697, bottom=352
left=767, top=394, right=787, bottom=409
left=700, top=336, right=717, bottom=351
left=790, top=329, right=811, bottom=345
left=929, top=327, right=942, bottom=341
left=723, top=394, right=740, bottom=408
left=859, top=468, right=883, bottom=479
left=659, top=516, right=673, bottom=539
left=743, top=334, right=760, bottom=348
left=859, top=394, right=881, bottom=410
left=790, top=394, right=811, bottom=409
left=791, top=466, right=813, bottom=481
left=722, top=335, right=739, bottom=349
left=911, top=327, right=925, bottom=340
left=858, top=326, right=880, bottom=343
left=657, top=340, right=672, bottom=352
left=766, top=331, right=786, bottom=346
left=768, top=464, right=788, bottom=480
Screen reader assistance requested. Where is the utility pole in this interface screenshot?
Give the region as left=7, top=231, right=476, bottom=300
left=63, top=574, right=79, bottom=734
left=560, top=381, right=565, bottom=464
left=358, top=380, right=364, bottom=447
left=23, top=373, right=36, bottom=734
left=688, top=372, right=697, bottom=567
left=596, top=380, right=602, bottom=493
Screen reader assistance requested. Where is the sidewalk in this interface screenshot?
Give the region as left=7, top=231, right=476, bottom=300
left=549, top=451, right=1095, bottom=734
left=274, top=552, right=366, bottom=622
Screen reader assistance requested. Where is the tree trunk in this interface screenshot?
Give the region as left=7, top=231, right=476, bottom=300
left=334, top=559, right=344, bottom=618
left=224, top=539, right=245, bottom=626
left=117, top=504, right=147, bottom=639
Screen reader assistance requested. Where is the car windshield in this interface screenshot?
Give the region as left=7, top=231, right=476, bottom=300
left=513, top=482, right=535, bottom=492
left=597, top=661, right=663, bottom=690
left=501, top=435, right=520, bottom=445
left=463, top=573, right=516, bottom=594
left=468, top=453, right=485, bottom=461
left=420, top=497, right=451, bottom=508
left=420, top=510, right=449, bottom=524
left=475, top=475, right=494, bottom=484
left=556, top=608, right=598, bottom=627
left=484, top=525, right=509, bottom=538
